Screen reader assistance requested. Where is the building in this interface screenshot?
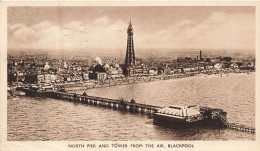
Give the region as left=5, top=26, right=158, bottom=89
left=97, top=72, right=107, bottom=81
left=36, top=74, right=56, bottom=83
left=108, top=67, right=119, bottom=75
left=148, top=69, right=158, bottom=76
left=82, top=73, right=89, bottom=80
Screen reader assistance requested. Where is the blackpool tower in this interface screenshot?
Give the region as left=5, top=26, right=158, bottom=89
left=124, top=20, right=136, bottom=76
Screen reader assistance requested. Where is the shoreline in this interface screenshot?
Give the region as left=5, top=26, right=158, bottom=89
left=66, top=72, right=254, bottom=91
left=8, top=71, right=254, bottom=98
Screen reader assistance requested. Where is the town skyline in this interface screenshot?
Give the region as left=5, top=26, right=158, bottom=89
left=8, top=6, right=255, bottom=52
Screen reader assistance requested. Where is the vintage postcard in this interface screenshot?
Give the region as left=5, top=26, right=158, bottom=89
left=0, top=1, right=260, bottom=151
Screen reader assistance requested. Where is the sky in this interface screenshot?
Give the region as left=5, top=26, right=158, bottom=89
left=8, top=6, right=255, bottom=52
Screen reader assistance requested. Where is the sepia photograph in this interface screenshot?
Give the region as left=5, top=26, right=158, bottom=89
left=1, top=2, right=259, bottom=150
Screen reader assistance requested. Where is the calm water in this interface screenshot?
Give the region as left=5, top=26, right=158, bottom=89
left=8, top=73, right=255, bottom=140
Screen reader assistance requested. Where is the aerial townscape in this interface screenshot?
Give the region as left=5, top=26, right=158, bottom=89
left=7, top=21, right=255, bottom=94
left=7, top=19, right=256, bottom=135
left=6, top=5, right=257, bottom=142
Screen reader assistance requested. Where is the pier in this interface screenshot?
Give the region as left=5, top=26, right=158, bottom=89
left=23, top=88, right=160, bottom=115
left=222, top=122, right=255, bottom=133
left=21, top=88, right=255, bottom=134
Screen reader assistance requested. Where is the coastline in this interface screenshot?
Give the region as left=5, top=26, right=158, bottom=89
left=7, top=71, right=253, bottom=98
left=66, top=72, right=254, bottom=92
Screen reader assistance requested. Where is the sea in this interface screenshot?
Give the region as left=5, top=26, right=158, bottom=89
left=7, top=73, right=255, bottom=141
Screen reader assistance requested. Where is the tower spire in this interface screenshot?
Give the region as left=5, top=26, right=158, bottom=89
left=124, top=19, right=135, bottom=76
